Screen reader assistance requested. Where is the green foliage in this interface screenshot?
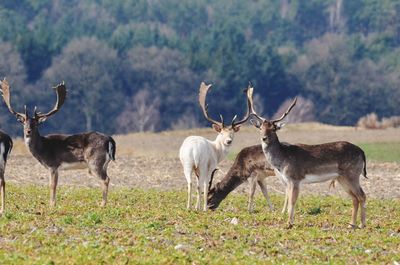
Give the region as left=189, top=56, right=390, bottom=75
left=0, top=185, right=399, bottom=264
left=0, top=1, right=400, bottom=134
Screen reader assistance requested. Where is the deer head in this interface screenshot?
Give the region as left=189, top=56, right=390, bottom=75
left=246, top=86, right=297, bottom=144
left=0, top=78, right=67, bottom=139
left=199, top=82, right=251, bottom=146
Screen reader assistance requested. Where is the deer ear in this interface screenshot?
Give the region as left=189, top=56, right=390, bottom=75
left=16, top=115, right=25, bottom=124
left=37, top=116, right=47, bottom=124
left=275, top=122, right=286, bottom=130
left=212, top=124, right=222, bottom=132
left=250, top=118, right=261, bottom=129
left=232, top=125, right=240, bottom=132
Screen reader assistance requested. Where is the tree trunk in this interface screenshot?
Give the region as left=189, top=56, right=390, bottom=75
left=85, top=110, right=92, bottom=131
left=280, top=0, right=290, bottom=19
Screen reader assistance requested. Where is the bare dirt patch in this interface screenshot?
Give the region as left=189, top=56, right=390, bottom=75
left=6, top=124, right=400, bottom=199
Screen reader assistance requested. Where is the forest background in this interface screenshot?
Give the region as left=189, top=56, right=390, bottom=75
left=0, top=0, right=399, bottom=136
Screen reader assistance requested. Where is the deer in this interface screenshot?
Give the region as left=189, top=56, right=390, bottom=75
left=179, top=82, right=251, bottom=211
left=247, top=87, right=367, bottom=228
left=0, top=78, right=116, bottom=207
left=0, top=131, right=12, bottom=215
left=207, top=144, right=275, bottom=212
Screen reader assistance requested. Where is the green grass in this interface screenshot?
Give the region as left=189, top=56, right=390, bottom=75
left=0, top=185, right=399, bottom=264
left=228, top=142, right=400, bottom=163
left=358, top=142, right=400, bottom=163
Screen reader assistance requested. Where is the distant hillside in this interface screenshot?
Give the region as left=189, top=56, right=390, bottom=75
left=0, top=0, right=399, bottom=136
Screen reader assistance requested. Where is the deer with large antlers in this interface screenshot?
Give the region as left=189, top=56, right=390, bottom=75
left=179, top=82, right=250, bottom=211
left=0, top=79, right=116, bottom=207
left=0, top=130, right=12, bottom=215
left=247, top=87, right=367, bottom=228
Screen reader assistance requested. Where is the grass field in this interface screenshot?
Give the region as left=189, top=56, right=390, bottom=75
left=358, top=142, right=400, bottom=163
left=2, top=124, right=399, bottom=264
left=0, top=185, right=399, bottom=264
left=226, top=141, right=400, bottom=162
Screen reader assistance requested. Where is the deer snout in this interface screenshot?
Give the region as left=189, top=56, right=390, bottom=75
left=26, top=129, right=32, bottom=136
left=225, top=139, right=232, bottom=145
left=262, top=136, right=268, bottom=142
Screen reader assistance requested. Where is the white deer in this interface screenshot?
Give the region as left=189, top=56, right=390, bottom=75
left=179, top=82, right=250, bottom=211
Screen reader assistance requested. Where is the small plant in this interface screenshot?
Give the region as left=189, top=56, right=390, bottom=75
left=87, top=213, right=102, bottom=225
left=63, top=216, right=74, bottom=225
left=307, top=207, right=322, bottom=215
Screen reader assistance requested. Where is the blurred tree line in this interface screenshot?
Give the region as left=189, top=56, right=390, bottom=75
left=0, top=0, right=399, bottom=136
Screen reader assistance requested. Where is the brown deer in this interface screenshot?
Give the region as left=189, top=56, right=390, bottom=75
left=207, top=144, right=275, bottom=212
left=247, top=87, right=367, bottom=228
left=0, top=79, right=116, bottom=207
left=0, top=130, right=12, bottom=215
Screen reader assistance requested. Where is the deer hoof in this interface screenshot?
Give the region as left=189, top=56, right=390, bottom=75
left=347, top=224, right=357, bottom=229
left=286, top=223, right=294, bottom=229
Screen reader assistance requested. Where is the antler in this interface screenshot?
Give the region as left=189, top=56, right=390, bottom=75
left=199, top=82, right=224, bottom=127
left=247, top=83, right=266, bottom=122
left=230, top=82, right=254, bottom=127
left=36, top=81, right=67, bottom=120
left=271, top=97, right=297, bottom=124
left=0, top=78, right=25, bottom=119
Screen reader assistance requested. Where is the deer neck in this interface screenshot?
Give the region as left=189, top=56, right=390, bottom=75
left=25, top=128, right=44, bottom=153
left=208, top=145, right=267, bottom=210
left=208, top=168, right=246, bottom=209
left=212, top=134, right=231, bottom=163
left=261, top=132, right=285, bottom=170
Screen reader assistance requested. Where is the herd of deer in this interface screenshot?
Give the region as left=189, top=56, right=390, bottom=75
left=0, top=78, right=367, bottom=229
left=180, top=82, right=367, bottom=229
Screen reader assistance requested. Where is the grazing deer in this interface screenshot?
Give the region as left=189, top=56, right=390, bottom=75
left=208, top=144, right=275, bottom=212
left=247, top=87, right=367, bottom=228
left=179, top=82, right=250, bottom=211
left=0, top=131, right=12, bottom=215
left=0, top=79, right=116, bottom=207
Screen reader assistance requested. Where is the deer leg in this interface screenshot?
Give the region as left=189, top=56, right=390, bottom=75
left=91, top=169, right=110, bottom=207
left=287, top=182, right=299, bottom=228
left=201, top=170, right=212, bottom=211
left=282, top=185, right=289, bottom=214
left=349, top=195, right=359, bottom=229
left=195, top=181, right=201, bottom=211
left=0, top=173, right=4, bottom=215
left=49, top=169, right=58, bottom=207
left=183, top=167, right=193, bottom=210
left=101, top=176, right=110, bottom=207
left=247, top=175, right=257, bottom=213
left=93, top=167, right=110, bottom=207
left=88, top=155, right=112, bottom=207
left=337, top=177, right=360, bottom=228
left=357, top=187, right=367, bottom=228
left=258, top=179, right=274, bottom=211
left=192, top=167, right=201, bottom=211
left=203, top=180, right=208, bottom=212
left=349, top=177, right=367, bottom=228
left=187, top=182, right=192, bottom=210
